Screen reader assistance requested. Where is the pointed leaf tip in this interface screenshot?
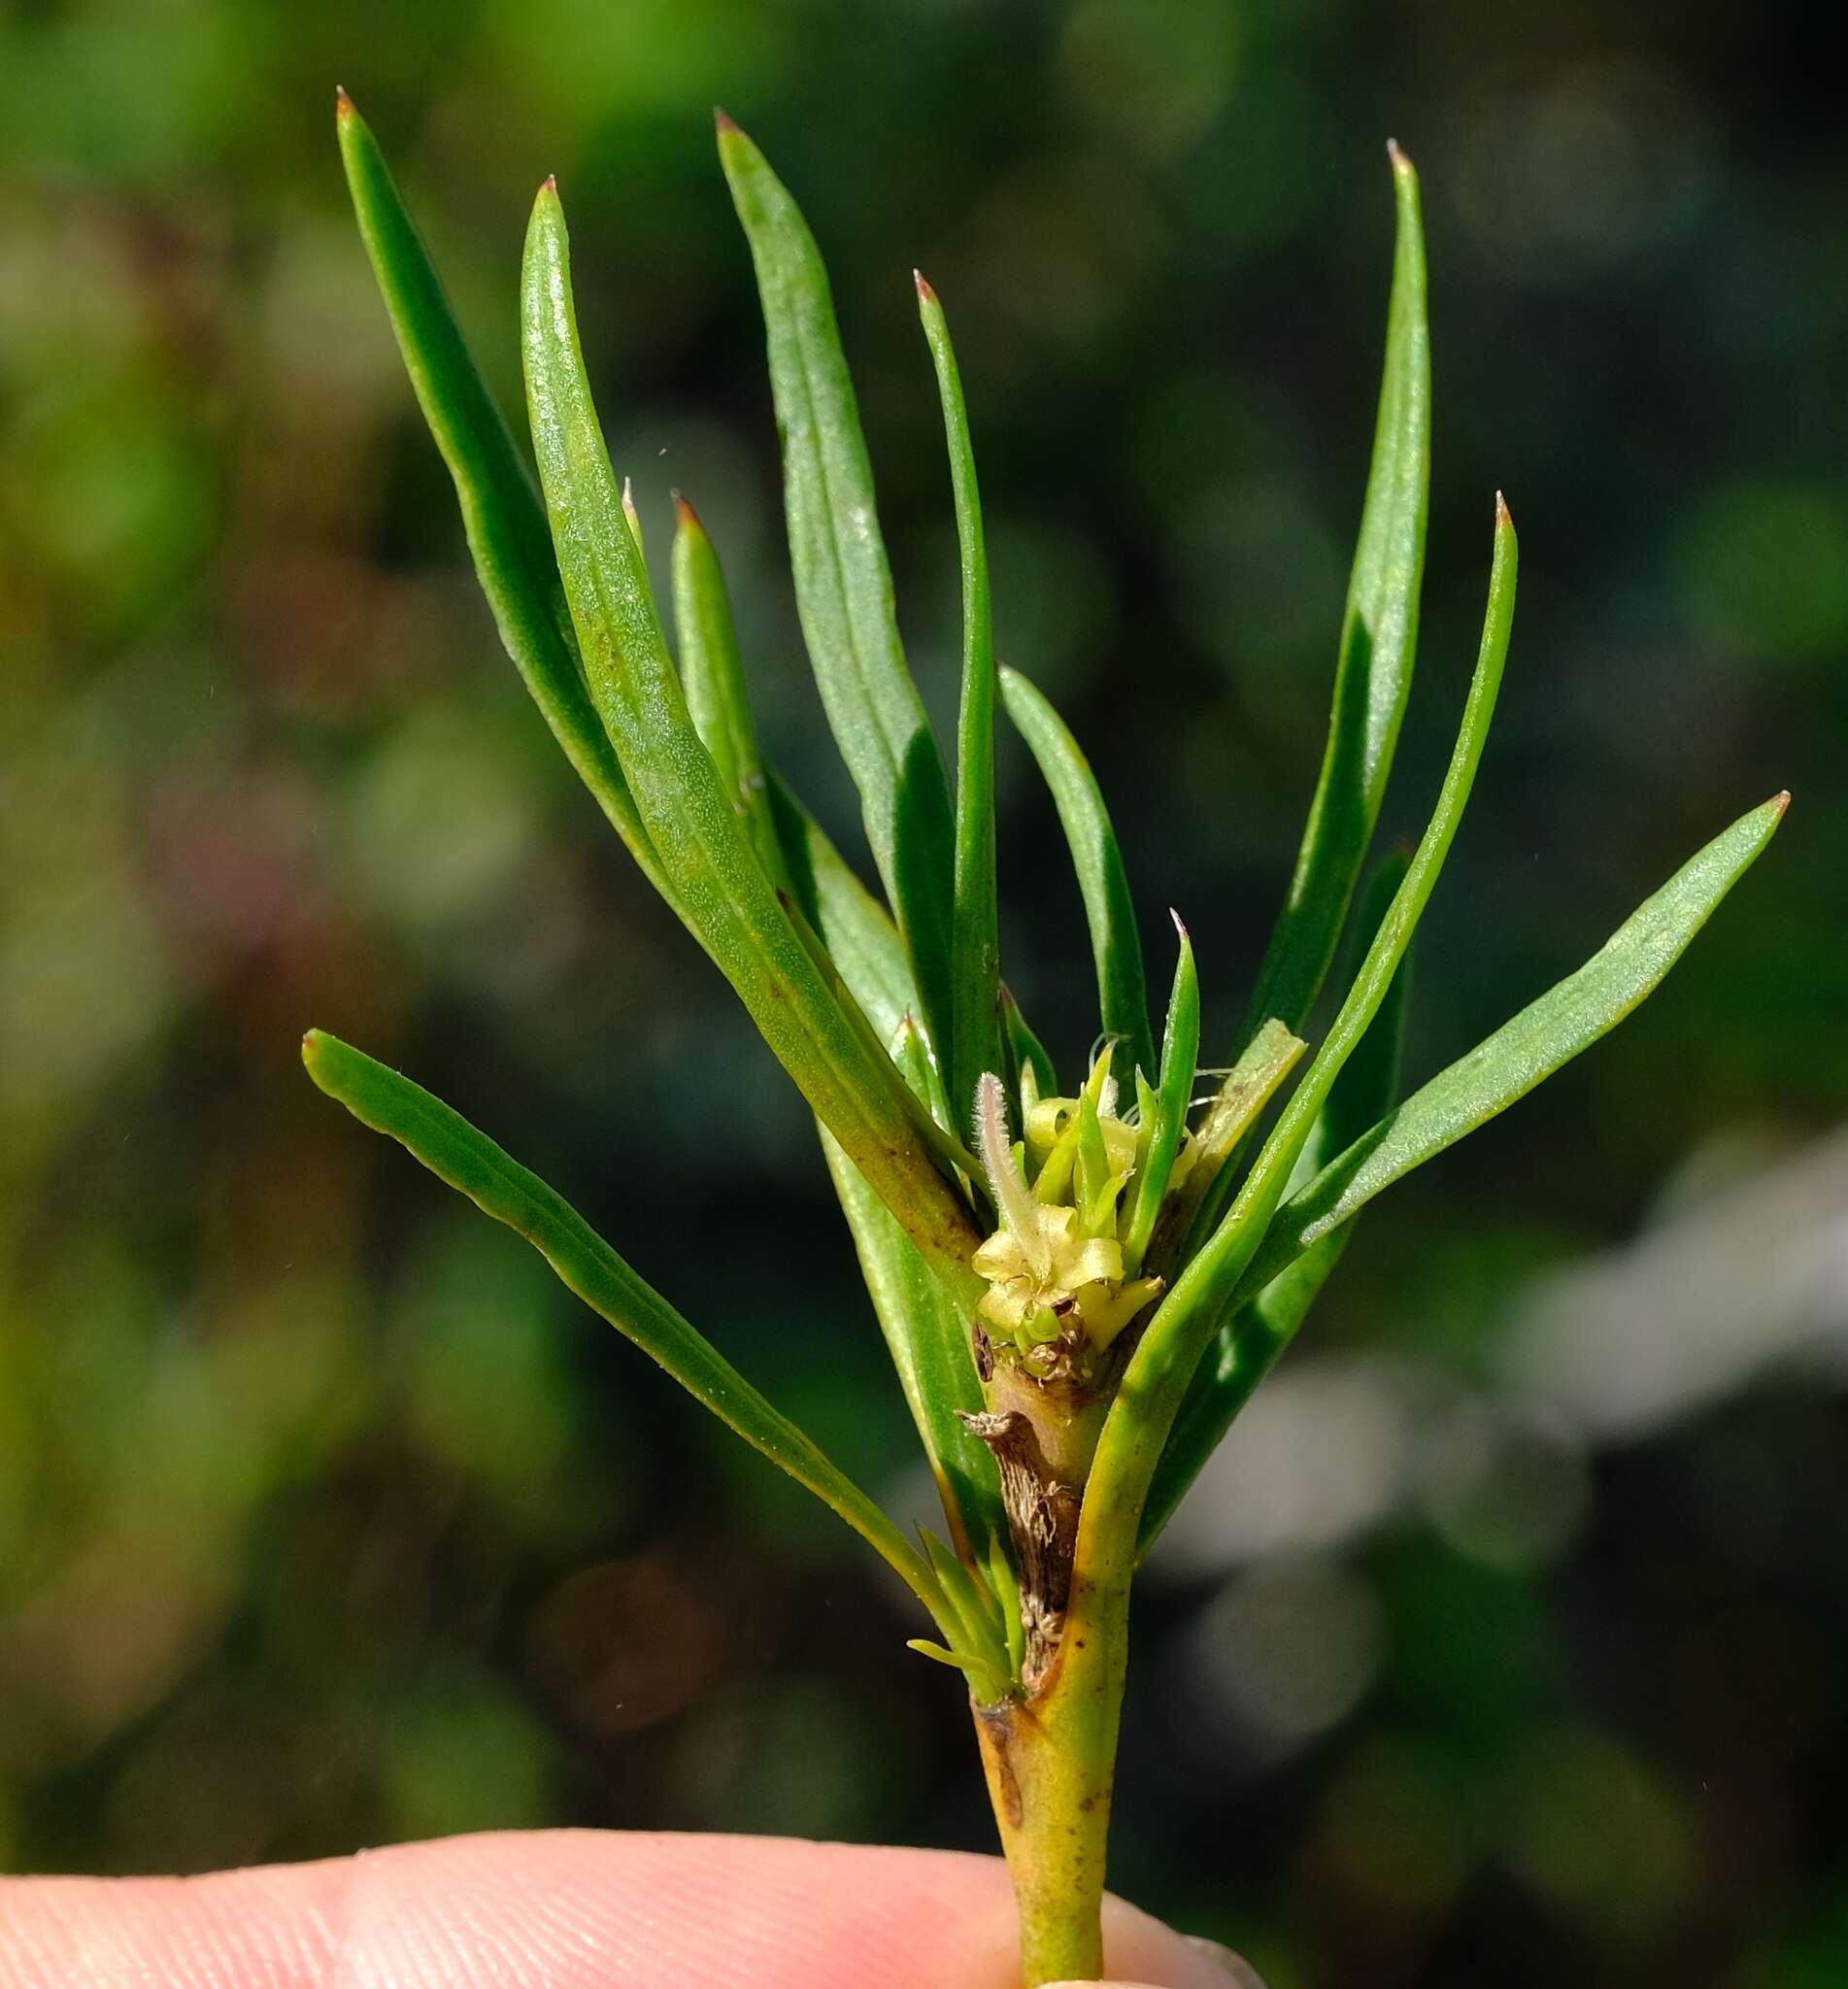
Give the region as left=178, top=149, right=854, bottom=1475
left=714, top=107, right=741, bottom=135
left=1495, top=489, right=1512, bottom=523
left=335, top=85, right=355, bottom=118
left=1229, top=133, right=1429, bottom=1062
left=1170, top=908, right=1189, bottom=939
left=674, top=493, right=701, bottom=529
left=1772, top=789, right=1793, bottom=815
left=1387, top=136, right=1413, bottom=170
left=914, top=269, right=936, bottom=301
left=725, top=123, right=959, bottom=1063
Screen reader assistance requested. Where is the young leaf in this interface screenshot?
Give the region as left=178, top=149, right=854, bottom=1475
left=1236, top=142, right=1429, bottom=1047
left=718, top=116, right=957, bottom=1062
left=1079, top=498, right=1516, bottom=1584
left=998, top=664, right=1157, bottom=1084
left=521, top=182, right=981, bottom=1289
left=918, top=273, right=1003, bottom=1137
left=987, top=1531, right=1027, bottom=1683
left=334, top=92, right=675, bottom=910
left=672, top=497, right=790, bottom=889
left=301, top=1028, right=947, bottom=1621
left=918, top=1526, right=1011, bottom=1702
left=1123, top=916, right=1201, bottom=1278
left=1137, top=850, right=1414, bottom=1554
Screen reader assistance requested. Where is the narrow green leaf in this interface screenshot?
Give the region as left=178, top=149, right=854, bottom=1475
left=333, top=92, right=675, bottom=909
left=1123, top=916, right=1201, bottom=1278
left=771, top=779, right=999, bottom=1557
left=1243, top=789, right=1790, bottom=1298
left=917, top=273, right=1004, bottom=1139
left=1077, top=1062, right=1116, bottom=1227
left=672, top=497, right=790, bottom=890
left=1293, top=849, right=1416, bottom=1186
left=922, top=1525, right=1008, bottom=1664
left=767, top=775, right=917, bottom=1041
left=1237, top=142, right=1429, bottom=1047
left=986, top=1532, right=1027, bottom=1684
left=771, top=778, right=1012, bottom=1155
left=1137, top=795, right=1786, bottom=1554
left=1153, top=1020, right=1305, bottom=1275
left=753, top=781, right=1002, bottom=1557
left=302, top=1028, right=945, bottom=1620
left=781, top=889, right=984, bottom=1191
left=718, top=116, right=957, bottom=1062
left=822, top=1124, right=1002, bottom=1564
left=521, top=182, right=981, bottom=1288
left=1138, top=849, right=1413, bottom=1554
left=906, top=1638, right=996, bottom=1685
left=1194, top=501, right=1516, bottom=1314
left=998, top=664, right=1157, bottom=1083
left=1079, top=499, right=1516, bottom=1585
left=905, top=1638, right=967, bottom=1668
left=765, top=776, right=1001, bottom=1562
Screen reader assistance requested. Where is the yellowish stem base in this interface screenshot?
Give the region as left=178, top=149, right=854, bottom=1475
left=973, top=1568, right=1131, bottom=1986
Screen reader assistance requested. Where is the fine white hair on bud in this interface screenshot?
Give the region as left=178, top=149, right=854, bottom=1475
left=975, top=1071, right=1048, bottom=1276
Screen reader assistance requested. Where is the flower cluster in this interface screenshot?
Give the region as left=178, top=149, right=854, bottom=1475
left=970, top=1050, right=1182, bottom=1366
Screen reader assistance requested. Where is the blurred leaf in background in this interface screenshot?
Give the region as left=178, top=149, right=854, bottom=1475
left=2, top=2, right=1845, bottom=1983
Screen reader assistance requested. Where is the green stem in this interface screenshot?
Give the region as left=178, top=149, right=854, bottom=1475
left=974, top=1568, right=1130, bottom=1986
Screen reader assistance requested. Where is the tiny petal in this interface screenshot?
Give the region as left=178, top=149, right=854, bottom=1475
left=1026, top=1096, right=1078, bottom=1151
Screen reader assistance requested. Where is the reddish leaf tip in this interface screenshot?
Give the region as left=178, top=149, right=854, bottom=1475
left=1386, top=136, right=1413, bottom=171
left=1169, top=908, right=1190, bottom=941
left=1772, top=789, right=1793, bottom=815
left=714, top=107, right=741, bottom=135
left=1495, top=489, right=1513, bottom=525
left=542, top=172, right=558, bottom=193
left=334, top=84, right=355, bottom=118
left=914, top=268, right=936, bottom=302
left=673, top=493, right=702, bottom=529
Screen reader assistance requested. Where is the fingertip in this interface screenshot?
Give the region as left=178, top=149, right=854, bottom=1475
left=1097, top=1894, right=1266, bottom=1987
left=0, top=1834, right=1261, bottom=1989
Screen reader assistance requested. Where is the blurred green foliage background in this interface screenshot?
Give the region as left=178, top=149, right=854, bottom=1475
left=3, top=2, right=1846, bottom=1983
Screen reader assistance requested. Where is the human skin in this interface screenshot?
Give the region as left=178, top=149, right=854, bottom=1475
left=0, top=1831, right=1255, bottom=1988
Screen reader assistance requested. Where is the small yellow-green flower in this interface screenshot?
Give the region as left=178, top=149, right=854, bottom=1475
left=972, top=1069, right=1161, bottom=1356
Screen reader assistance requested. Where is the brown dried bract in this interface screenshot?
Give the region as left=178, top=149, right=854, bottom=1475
left=960, top=1407, right=1082, bottom=1691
